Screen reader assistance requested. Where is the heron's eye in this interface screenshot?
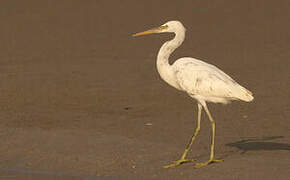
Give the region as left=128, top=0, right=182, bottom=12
left=161, top=25, right=168, bottom=29
left=159, top=25, right=168, bottom=31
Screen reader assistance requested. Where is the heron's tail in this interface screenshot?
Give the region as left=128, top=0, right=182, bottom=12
left=236, top=86, right=254, bottom=102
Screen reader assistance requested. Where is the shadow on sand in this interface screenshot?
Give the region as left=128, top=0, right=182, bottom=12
left=226, top=136, right=290, bottom=154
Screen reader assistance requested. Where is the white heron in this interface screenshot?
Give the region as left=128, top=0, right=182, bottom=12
left=132, top=21, right=253, bottom=168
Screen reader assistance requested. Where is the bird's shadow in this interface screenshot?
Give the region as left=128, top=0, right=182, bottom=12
left=225, top=136, right=290, bottom=154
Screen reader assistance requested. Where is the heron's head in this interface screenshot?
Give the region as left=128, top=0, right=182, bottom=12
left=132, top=20, right=185, bottom=37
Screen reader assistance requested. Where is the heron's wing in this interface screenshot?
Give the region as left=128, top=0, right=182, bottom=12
left=174, top=59, right=238, bottom=98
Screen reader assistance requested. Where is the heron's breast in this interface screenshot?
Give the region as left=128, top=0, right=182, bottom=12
left=157, top=67, right=182, bottom=90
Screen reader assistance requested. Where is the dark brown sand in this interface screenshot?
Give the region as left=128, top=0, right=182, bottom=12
left=0, top=0, right=290, bottom=179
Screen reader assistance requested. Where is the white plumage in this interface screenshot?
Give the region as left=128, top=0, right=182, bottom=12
left=133, top=20, right=253, bottom=168
left=173, top=57, right=253, bottom=104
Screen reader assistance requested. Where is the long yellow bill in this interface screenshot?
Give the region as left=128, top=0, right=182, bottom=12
left=132, top=25, right=168, bottom=37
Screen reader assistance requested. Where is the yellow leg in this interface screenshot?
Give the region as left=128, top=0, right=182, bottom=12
left=164, top=104, right=202, bottom=168
left=194, top=103, right=223, bottom=168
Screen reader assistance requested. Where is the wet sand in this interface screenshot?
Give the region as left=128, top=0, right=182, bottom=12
left=0, top=0, right=290, bottom=179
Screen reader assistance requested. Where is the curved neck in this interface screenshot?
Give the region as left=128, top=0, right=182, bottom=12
left=157, top=30, right=185, bottom=67
left=156, top=28, right=185, bottom=89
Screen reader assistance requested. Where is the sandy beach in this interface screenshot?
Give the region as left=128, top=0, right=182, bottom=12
left=0, top=0, right=289, bottom=179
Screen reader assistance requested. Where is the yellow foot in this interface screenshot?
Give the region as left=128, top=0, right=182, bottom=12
left=163, top=159, right=195, bottom=169
left=194, top=159, right=223, bottom=168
